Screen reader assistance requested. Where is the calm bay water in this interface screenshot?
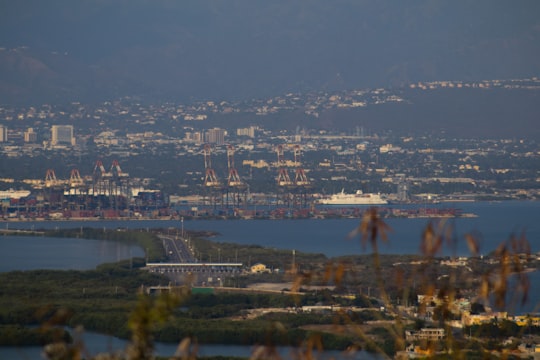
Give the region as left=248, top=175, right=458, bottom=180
left=0, top=236, right=144, bottom=272
left=2, top=201, right=539, bottom=259
left=0, top=330, right=381, bottom=360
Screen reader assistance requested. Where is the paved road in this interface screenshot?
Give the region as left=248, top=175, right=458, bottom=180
left=155, top=233, right=242, bottom=286
left=158, top=234, right=197, bottom=263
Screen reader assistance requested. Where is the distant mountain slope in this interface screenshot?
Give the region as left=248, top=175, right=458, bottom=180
left=1, top=1, right=540, bottom=105
left=199, top=87, right=540, bottom=139
left=315, top=88, right=540, bottom=138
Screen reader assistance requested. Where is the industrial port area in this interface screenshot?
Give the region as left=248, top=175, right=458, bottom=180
left=1, top=79, right=538, bottom=221
left=0, top=144, right=479, bottom=221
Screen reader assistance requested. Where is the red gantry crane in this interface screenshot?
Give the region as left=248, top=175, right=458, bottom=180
left=292, top=145, right=313, bottom=207
left=293, top=145, right=310, bottom=187
left=44, top=169, right=58, bottom=188
left=275, top=144, right=295, bottom=206
left=276, top=144, right=293, bottom=187
left=227, top=145, right=243, bottom=187
left=203, top=144, right=221, bottom=188
left=202, top=144, right=223, bottom=206
left=226, top=145, right=247, bottom=207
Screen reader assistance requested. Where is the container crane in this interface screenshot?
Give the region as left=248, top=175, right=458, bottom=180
left=203, top=144, right=221, bottom=188
left=293, top=145, right=310, bottom=187
left=276, top=145, right=293, bottom=187
left=226, top=145, right=247, bottom=207
left=202, top=144, right=223, bottom=207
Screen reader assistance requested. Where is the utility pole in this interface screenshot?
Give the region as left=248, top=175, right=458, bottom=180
left=292, top=249, right=296, bottom=273
left=181, top=216, right=184, bottom=238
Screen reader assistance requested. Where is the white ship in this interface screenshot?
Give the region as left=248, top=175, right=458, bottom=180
left=317, top=189, right=387, bottom=205
left=0, top=189, right=31, bottom=200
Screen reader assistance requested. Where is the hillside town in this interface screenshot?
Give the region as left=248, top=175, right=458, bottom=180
left=143, top=227, right=540, bottom=358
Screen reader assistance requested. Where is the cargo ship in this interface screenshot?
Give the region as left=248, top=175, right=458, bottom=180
left=316, top=189, right=388, bottom=205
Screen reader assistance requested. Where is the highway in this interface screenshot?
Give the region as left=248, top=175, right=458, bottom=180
left=158, top=234, right=197, bottom=263
left=155, top=233, right=242, bottom=286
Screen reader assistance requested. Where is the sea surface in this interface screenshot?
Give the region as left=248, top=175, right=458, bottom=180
left=0, top=236, right=144, bottom=272
left=2, top=201, right=539, bottom=258
left=0, top=201, right=539, bottom=359
left=0, top=329, right=382, bottom=360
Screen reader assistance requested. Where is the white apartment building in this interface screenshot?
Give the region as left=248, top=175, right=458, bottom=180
left=236, top=126, right=257, bottom=138
left=24, top=128, right=37, bottom=143
left=0, top=125, right=7, bottom=142
left=205, top=128, right=226, bottom=145
left=51, top=125, right=75, bottom=146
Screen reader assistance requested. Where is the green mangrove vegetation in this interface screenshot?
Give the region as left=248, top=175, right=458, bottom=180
left=0, top=263, right=359, bottom=351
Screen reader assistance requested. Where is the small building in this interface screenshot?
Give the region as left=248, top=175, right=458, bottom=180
left=250, top=263, right=270, bottom=273
left=462, top=311, right=508, bottom=326
left=405, top=328, right=445, bottom=341
left=514, top=315, right=540, bottom=327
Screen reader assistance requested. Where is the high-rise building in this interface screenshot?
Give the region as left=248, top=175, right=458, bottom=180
left=24, top=128, right=37, bottom=143
left=205, top=128, right=226, bottom=145
left=192, top=131, right=203, bottom=143
left=0, top=125, right=7, bottom=142
left=236, top=126, right=257, bottom=138
left=184, top=131, right=203, bottom=143
left=397, top=179, right=410, bottom=202
left=51, top=125, right=75, bottom=146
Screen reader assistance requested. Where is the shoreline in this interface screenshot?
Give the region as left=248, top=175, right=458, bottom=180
left=3, top=199, right=538, bottom=223
left=1, top=209, right=479, bottom=223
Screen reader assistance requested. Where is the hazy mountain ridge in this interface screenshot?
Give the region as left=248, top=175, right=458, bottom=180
left=1, top=1, right=539, bottom=105
left=198, top=87, right=540, bottom=139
